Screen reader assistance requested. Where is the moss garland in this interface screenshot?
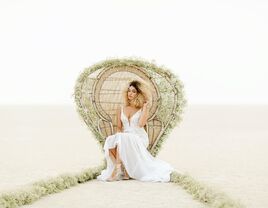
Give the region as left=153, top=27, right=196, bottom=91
left=170, top=172, right=245, bottom=208
left=0, top=168, right=245, bottom=208
left=0, top=161, right=106, bottom=208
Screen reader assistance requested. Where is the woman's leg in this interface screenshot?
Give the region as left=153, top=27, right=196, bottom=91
left=109, top=147, right=117, bottom=164
left=114, top=145, right=130, bottom=179
left=108, top=145, right=123, bottom=181
left=108, top=145, right=129, bottom=180
left=109, top=145, right=122, bottom=165
left=115, top=145, right=122, bottom=164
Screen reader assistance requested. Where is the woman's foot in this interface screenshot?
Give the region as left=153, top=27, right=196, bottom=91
left=122, top=164, right=130, bottom=180
left=107, top=163, right=123, bottom=182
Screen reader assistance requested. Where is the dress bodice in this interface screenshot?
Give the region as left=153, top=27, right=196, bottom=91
left=121, top=106, right=142, bottom=128
left=120, top=105, right=149, bottom=141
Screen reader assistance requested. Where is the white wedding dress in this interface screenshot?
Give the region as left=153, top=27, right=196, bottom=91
left=97, top=105, right=175, bottom=182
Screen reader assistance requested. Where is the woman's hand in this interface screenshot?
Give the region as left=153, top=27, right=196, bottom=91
left=143, top=100, right=149, bottom=110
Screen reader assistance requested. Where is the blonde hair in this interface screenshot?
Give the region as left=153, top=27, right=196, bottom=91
left=122, top=79, right=153, bottom=109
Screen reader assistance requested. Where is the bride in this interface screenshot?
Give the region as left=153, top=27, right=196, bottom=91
left=97, top=79, right=175, bottom=182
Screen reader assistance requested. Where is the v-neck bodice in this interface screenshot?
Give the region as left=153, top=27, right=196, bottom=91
left=122, top=107, right=142, bottom=125
left=120, top=105, right=149, bottom=141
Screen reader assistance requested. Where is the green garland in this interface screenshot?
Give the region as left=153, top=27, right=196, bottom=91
left=170, top=172, right=245, bottom=208
left=0, top=168, right=245, bottom=208
left=0, top=57, right=245, bottom=208
left=0, top=160, right=106, bottom=208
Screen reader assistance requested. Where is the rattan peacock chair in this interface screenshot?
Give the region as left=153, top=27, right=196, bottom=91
left=74, top=58, right=187, bottom=157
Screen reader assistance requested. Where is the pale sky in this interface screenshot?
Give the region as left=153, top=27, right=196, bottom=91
left=0, top=0, right=267, bottom=105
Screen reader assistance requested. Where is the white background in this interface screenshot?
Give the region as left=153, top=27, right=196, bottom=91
left=0, top=0, right=267, bottom=105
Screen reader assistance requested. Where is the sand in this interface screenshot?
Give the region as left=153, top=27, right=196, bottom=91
left=0, top=105, right=267, bottom=208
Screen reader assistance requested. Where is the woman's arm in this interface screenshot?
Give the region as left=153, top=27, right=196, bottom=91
left=138, top=101, right=149, bottom=128
left=116, top=106, right=123, bottom=133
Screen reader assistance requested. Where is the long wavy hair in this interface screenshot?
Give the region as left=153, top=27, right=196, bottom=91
left=122, top=79, right=152, bottom=109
